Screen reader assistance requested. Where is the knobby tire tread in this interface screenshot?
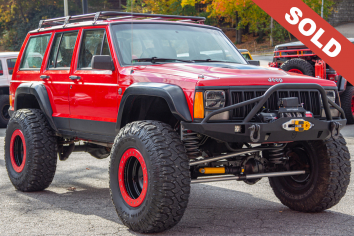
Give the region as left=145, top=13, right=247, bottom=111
left=280, top=58, right=315, bottom=77
left=340, top=86, right=354, bottom=124
left=5, top=109, right=57, bottom=192
left=109, top=120, right=190, bottom=233
left=269, top=134, right=351, bottom=212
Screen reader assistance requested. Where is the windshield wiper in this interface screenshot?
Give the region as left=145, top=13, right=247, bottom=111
left=193, top=59, right=241, bottom=63
left=132, top=57, right=194, bottom=64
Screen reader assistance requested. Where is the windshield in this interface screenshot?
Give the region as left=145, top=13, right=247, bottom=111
left=112, top=23, right=247, bottom=66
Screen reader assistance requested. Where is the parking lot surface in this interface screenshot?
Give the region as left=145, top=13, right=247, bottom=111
left=0, top=125, right=354, bottom=235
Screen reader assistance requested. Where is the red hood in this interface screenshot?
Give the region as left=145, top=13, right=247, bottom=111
left=132, top=63, right=337, bottom=87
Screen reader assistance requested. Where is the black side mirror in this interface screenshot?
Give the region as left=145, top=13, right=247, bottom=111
left=91, top=55, right=114, bottom=70
left=248, top=60, right=260, bottom=66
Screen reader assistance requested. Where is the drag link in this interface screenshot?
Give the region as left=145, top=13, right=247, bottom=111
left=189, top=149, right=263, bottom=166
left=191, top=170, right=306, bottom=184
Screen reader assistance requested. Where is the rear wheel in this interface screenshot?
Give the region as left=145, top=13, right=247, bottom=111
left=109, top=121, right=191, bottom=233
left=340, top=86, right=354, bottom=124
left=280, top=58, right=315, bottom=76
left=5, top=109, right=58, bottom=192
left=0, top=95, right=10, bottom=128
left=269, top=135, right=351, bottom=212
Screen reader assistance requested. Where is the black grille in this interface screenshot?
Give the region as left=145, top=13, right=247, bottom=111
left=231, top=89, right=322, bottom=120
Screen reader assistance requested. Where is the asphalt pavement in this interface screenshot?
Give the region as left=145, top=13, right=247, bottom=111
left=1, top=125, right=354, bottom=235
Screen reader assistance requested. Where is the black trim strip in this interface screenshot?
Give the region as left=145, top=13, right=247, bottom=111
left=70, top=118, right=116, bottom=136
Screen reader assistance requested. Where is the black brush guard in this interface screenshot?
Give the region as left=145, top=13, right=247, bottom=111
left=182, top=83, right=346, bottom=143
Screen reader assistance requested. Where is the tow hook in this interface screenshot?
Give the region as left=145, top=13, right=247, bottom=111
left=249, top=124, right=261, bottom=142
left=330, top=121, right=341, bottom=139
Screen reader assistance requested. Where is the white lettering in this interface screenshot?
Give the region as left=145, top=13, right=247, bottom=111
left=311, top=28, right=325, bottom=48
left=323, top=38, right=341, bottom=57
left=285, top=7, right=303, bottom=25
left=299, top=18, right=317, bottom=36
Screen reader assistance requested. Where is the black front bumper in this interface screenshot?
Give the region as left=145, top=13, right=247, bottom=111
left=182, top=117, right=346, bottom=143
left=182, top=83, right=346, bottom=143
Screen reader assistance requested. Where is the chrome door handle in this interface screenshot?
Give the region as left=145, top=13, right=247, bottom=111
left=40, top=75, right=50, bottom=80
left=69, top=75, right=81, bottom=80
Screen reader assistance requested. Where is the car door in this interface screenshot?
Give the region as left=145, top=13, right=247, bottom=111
left=41, top=30, right=79, bottom=131
left=69, top=28, right=118, bottom=136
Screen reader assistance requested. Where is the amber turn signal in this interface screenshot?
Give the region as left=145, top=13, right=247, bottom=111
left=9, top=95, right=13, bottom=107
left=194, top=92, right=204, bottom=119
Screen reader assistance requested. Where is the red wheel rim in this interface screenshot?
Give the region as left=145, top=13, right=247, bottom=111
left=118, top=148, right=148, bottom=207
left=10, top=129, right=26, bottom=173
left=288, top=69, right=303, bottom=74
left=351, top=96, right=354, bottom=116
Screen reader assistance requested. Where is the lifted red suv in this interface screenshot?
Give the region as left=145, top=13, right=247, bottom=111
left=5, top=12, right=351, bottom=233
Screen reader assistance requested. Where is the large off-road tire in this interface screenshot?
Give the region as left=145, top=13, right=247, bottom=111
left=109, top=121, right=191, bottom=233
left=280, top=58, right=315, bottom=76
left=0, top=94, right=10, bottom=128
left=5, top=109, right=58, bottom=192
left=269, top=134, right=351, bottom=212
left=340, top=86, right=354, bottom=124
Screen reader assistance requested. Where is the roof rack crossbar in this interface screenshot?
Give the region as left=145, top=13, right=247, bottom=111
left=38, top=11, right=205, bottom=29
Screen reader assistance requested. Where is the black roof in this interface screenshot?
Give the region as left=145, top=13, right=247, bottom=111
left=275, top=38, right=354, bottom=49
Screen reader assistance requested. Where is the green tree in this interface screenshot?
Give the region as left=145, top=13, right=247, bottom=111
left=0, top=0, right=113, bottom=50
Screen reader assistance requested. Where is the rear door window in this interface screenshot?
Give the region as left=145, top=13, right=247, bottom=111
left=7, top=58, right=16, bottom=75
left=0, top=61, right=3, bottom=75
left=78, top=30, right=111, bottom=69
left=48, top=31, right=78, bottom=69
left=20, top=34, right=51, bottom=70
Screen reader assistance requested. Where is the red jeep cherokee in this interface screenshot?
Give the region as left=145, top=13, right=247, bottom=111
left=5, top=12, right=351, bottom=233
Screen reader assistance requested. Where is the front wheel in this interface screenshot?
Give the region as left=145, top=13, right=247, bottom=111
left=269, top=134, right=351, bottom=212
left=109, top=121, right=191, bottom=233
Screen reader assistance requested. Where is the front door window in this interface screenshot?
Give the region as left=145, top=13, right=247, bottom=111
left=78, top=30, right=111, bottom=69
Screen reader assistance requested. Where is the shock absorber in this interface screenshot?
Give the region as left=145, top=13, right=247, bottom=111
left=181, top=126, right=200, bottom=158
left=268, top=148, right=286, bottom=164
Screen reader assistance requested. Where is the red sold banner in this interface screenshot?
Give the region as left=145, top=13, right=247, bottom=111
left=252, top=0, right=354, bottom=84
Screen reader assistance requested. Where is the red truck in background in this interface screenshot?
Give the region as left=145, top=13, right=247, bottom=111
left=269, top=39, right=354, bottom=123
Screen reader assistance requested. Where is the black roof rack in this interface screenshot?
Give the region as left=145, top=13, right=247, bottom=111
left=38, top=11, right=205, bottom=29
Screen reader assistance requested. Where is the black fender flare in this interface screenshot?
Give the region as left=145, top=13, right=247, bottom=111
left=116, top=83, right=192, bottom=131
left=14, top=82, right=58, bottom=132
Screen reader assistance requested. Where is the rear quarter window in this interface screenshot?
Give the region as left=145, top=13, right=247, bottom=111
left=20, top=34, right=51, bottom=70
